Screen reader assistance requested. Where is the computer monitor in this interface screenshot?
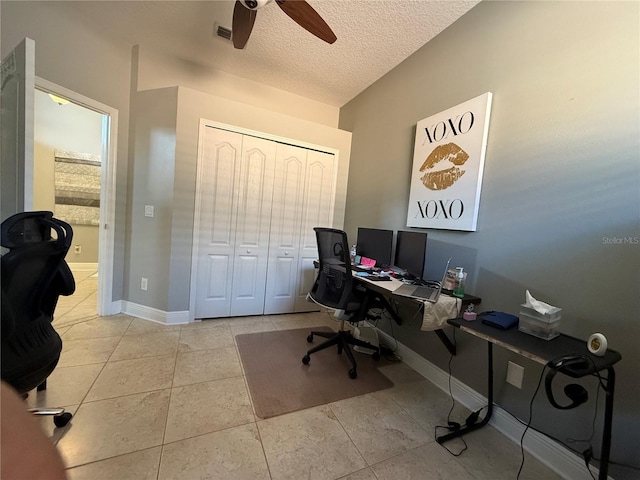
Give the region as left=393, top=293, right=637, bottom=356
left=356, top=227, right=393, bottom=267
left=394, top=230, right=428, bottom=279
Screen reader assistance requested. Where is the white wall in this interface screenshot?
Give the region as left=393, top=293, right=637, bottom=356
left=340, top=1, right=639, bottom=476
left=172, top=86, right=352, bottom=312
left=129, top=85, right=351, bottom=314
left=2, top=1, right=132, bottom=302
left=1, top=1, right=344, bottom=308
left=136, top=46, right=339, bottom=127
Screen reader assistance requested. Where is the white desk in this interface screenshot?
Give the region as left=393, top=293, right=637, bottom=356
left=352, top=272, right=481, bottom=355
left=354, top=273, right=405, bottom=291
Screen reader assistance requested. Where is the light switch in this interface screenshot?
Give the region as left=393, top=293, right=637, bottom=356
left=144, top=205, right=154, bottom=217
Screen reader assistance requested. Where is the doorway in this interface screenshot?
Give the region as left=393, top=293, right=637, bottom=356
left=35, top=78, right=118, bottom=316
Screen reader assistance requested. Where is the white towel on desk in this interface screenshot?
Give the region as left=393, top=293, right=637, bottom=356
left=421, top=295, right=462, bottom=331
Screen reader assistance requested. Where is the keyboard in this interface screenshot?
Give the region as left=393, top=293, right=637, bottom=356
left=352, top=265, right=372, bottom=272
left=411, top=285, right=438, bottom=300
left=365, top=275, right=391, bottom=282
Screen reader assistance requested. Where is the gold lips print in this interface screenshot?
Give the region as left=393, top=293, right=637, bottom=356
left=419, top=143, right=469, bottom=191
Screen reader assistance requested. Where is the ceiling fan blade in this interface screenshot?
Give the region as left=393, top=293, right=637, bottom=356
left=275, top=0, right=337, bottom=44
left=232, top=0, right=257, bottom=49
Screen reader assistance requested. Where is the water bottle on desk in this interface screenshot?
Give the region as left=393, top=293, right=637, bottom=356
left=453, top=267, right=465, bottom=298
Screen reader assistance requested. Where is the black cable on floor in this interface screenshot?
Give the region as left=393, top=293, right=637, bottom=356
left=516, top=354, right=608, bottom=480
left=435, top=328, right=468, bottom=456
left=516, top=364, right=547, bottom=479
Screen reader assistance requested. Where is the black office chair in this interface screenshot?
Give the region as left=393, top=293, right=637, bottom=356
left=302, top=227, right=380, bottom=379
left=1, top=211, right=76, bottom=427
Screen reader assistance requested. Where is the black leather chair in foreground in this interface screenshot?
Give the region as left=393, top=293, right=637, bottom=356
left=1, top=211, right=76, bottom=427
left=302, top=227, right=380, bottom=379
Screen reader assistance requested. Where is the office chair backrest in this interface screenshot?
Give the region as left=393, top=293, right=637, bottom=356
left=1, top=211, right=54, bottom=248
left=309, top=227, right=355, bottom=310
left=1, top=212, right=74, bottom=322
left=1, top=212, right=75, bottom=394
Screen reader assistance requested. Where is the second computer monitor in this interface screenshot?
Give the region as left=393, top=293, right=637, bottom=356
left=395, top=230, right=428, bottom=279
left=356, top=227, right=394, bottom=267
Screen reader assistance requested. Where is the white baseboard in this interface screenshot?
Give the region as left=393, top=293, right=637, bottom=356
left=101, top=300, right=122, bottom=317
left=374, top=327, right=607, bottom=480
left=121, top=301, right=190, bottom=325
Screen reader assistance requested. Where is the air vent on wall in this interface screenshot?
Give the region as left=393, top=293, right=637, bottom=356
left=215, top=23, right=233, bottom=42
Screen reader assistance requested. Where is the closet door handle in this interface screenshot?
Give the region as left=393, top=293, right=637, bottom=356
left=285, top=251, right=289, bottom=256
left=246, top=249, right=251, bottom=254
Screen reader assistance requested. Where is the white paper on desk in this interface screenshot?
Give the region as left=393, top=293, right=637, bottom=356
left=525, top=290, right=555, bottom=314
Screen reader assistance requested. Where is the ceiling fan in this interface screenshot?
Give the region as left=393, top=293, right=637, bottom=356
left=232, top=0, right=337, bottom=49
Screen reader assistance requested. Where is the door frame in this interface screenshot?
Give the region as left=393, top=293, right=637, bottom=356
left=35, top=77, right=118, bottom=316
left=189, top=119, right=339, bottom=322
left=1, top=38, right=35, bottom=220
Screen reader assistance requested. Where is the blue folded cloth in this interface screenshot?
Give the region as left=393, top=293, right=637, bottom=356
left=480, top=311, right=519, bottom=330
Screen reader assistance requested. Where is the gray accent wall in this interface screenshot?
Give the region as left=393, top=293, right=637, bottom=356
left=126, top=88, right=178, bottom=311
left=340, top=1, right=639, bottom=476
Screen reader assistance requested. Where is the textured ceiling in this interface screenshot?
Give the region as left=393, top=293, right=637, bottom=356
left=61, top=0, right=480, bottom=107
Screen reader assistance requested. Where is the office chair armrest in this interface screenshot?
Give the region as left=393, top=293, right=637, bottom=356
left=56, top=263, right=76, bottom=296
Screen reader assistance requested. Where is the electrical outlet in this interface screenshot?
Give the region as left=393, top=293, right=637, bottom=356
left=74, top=245, right=82, bottom=254
left=506, top=361, right=524, bottom=389
left=141, top=277, right=148, bottom=291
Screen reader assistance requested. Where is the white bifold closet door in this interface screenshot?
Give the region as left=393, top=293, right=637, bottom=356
left=263, top=145, right=334, bottom=314
left=194, top=126, right=335, bottom=319
left=195, top=128, right=276, bottom=319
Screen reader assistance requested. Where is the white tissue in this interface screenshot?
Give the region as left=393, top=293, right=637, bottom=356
left=525, top=290, right=555, bottom=314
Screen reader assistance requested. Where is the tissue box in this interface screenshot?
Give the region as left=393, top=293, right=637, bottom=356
left=518, top=304, right=562, bottom=340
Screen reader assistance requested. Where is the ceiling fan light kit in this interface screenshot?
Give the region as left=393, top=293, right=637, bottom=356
left=233, top=0, right=337, bottom=49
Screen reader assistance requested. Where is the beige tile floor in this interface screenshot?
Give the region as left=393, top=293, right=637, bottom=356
left=26, top=266, right=562, bottom=480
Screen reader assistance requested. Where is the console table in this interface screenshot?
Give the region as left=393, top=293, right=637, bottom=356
left=355, top=275, right=480, bottom=355
left=439, top=317, right=622, bottom=480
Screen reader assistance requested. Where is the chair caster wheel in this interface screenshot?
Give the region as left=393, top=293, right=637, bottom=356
left=302, top=355, right=310, bottom=365
left=372, top=352, right=380, bottom=361
left=307, top=335, right=314, bottom=343
left=54, top=412, right=72, bottom=428
left=348, top=369, right=357, bottom=379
